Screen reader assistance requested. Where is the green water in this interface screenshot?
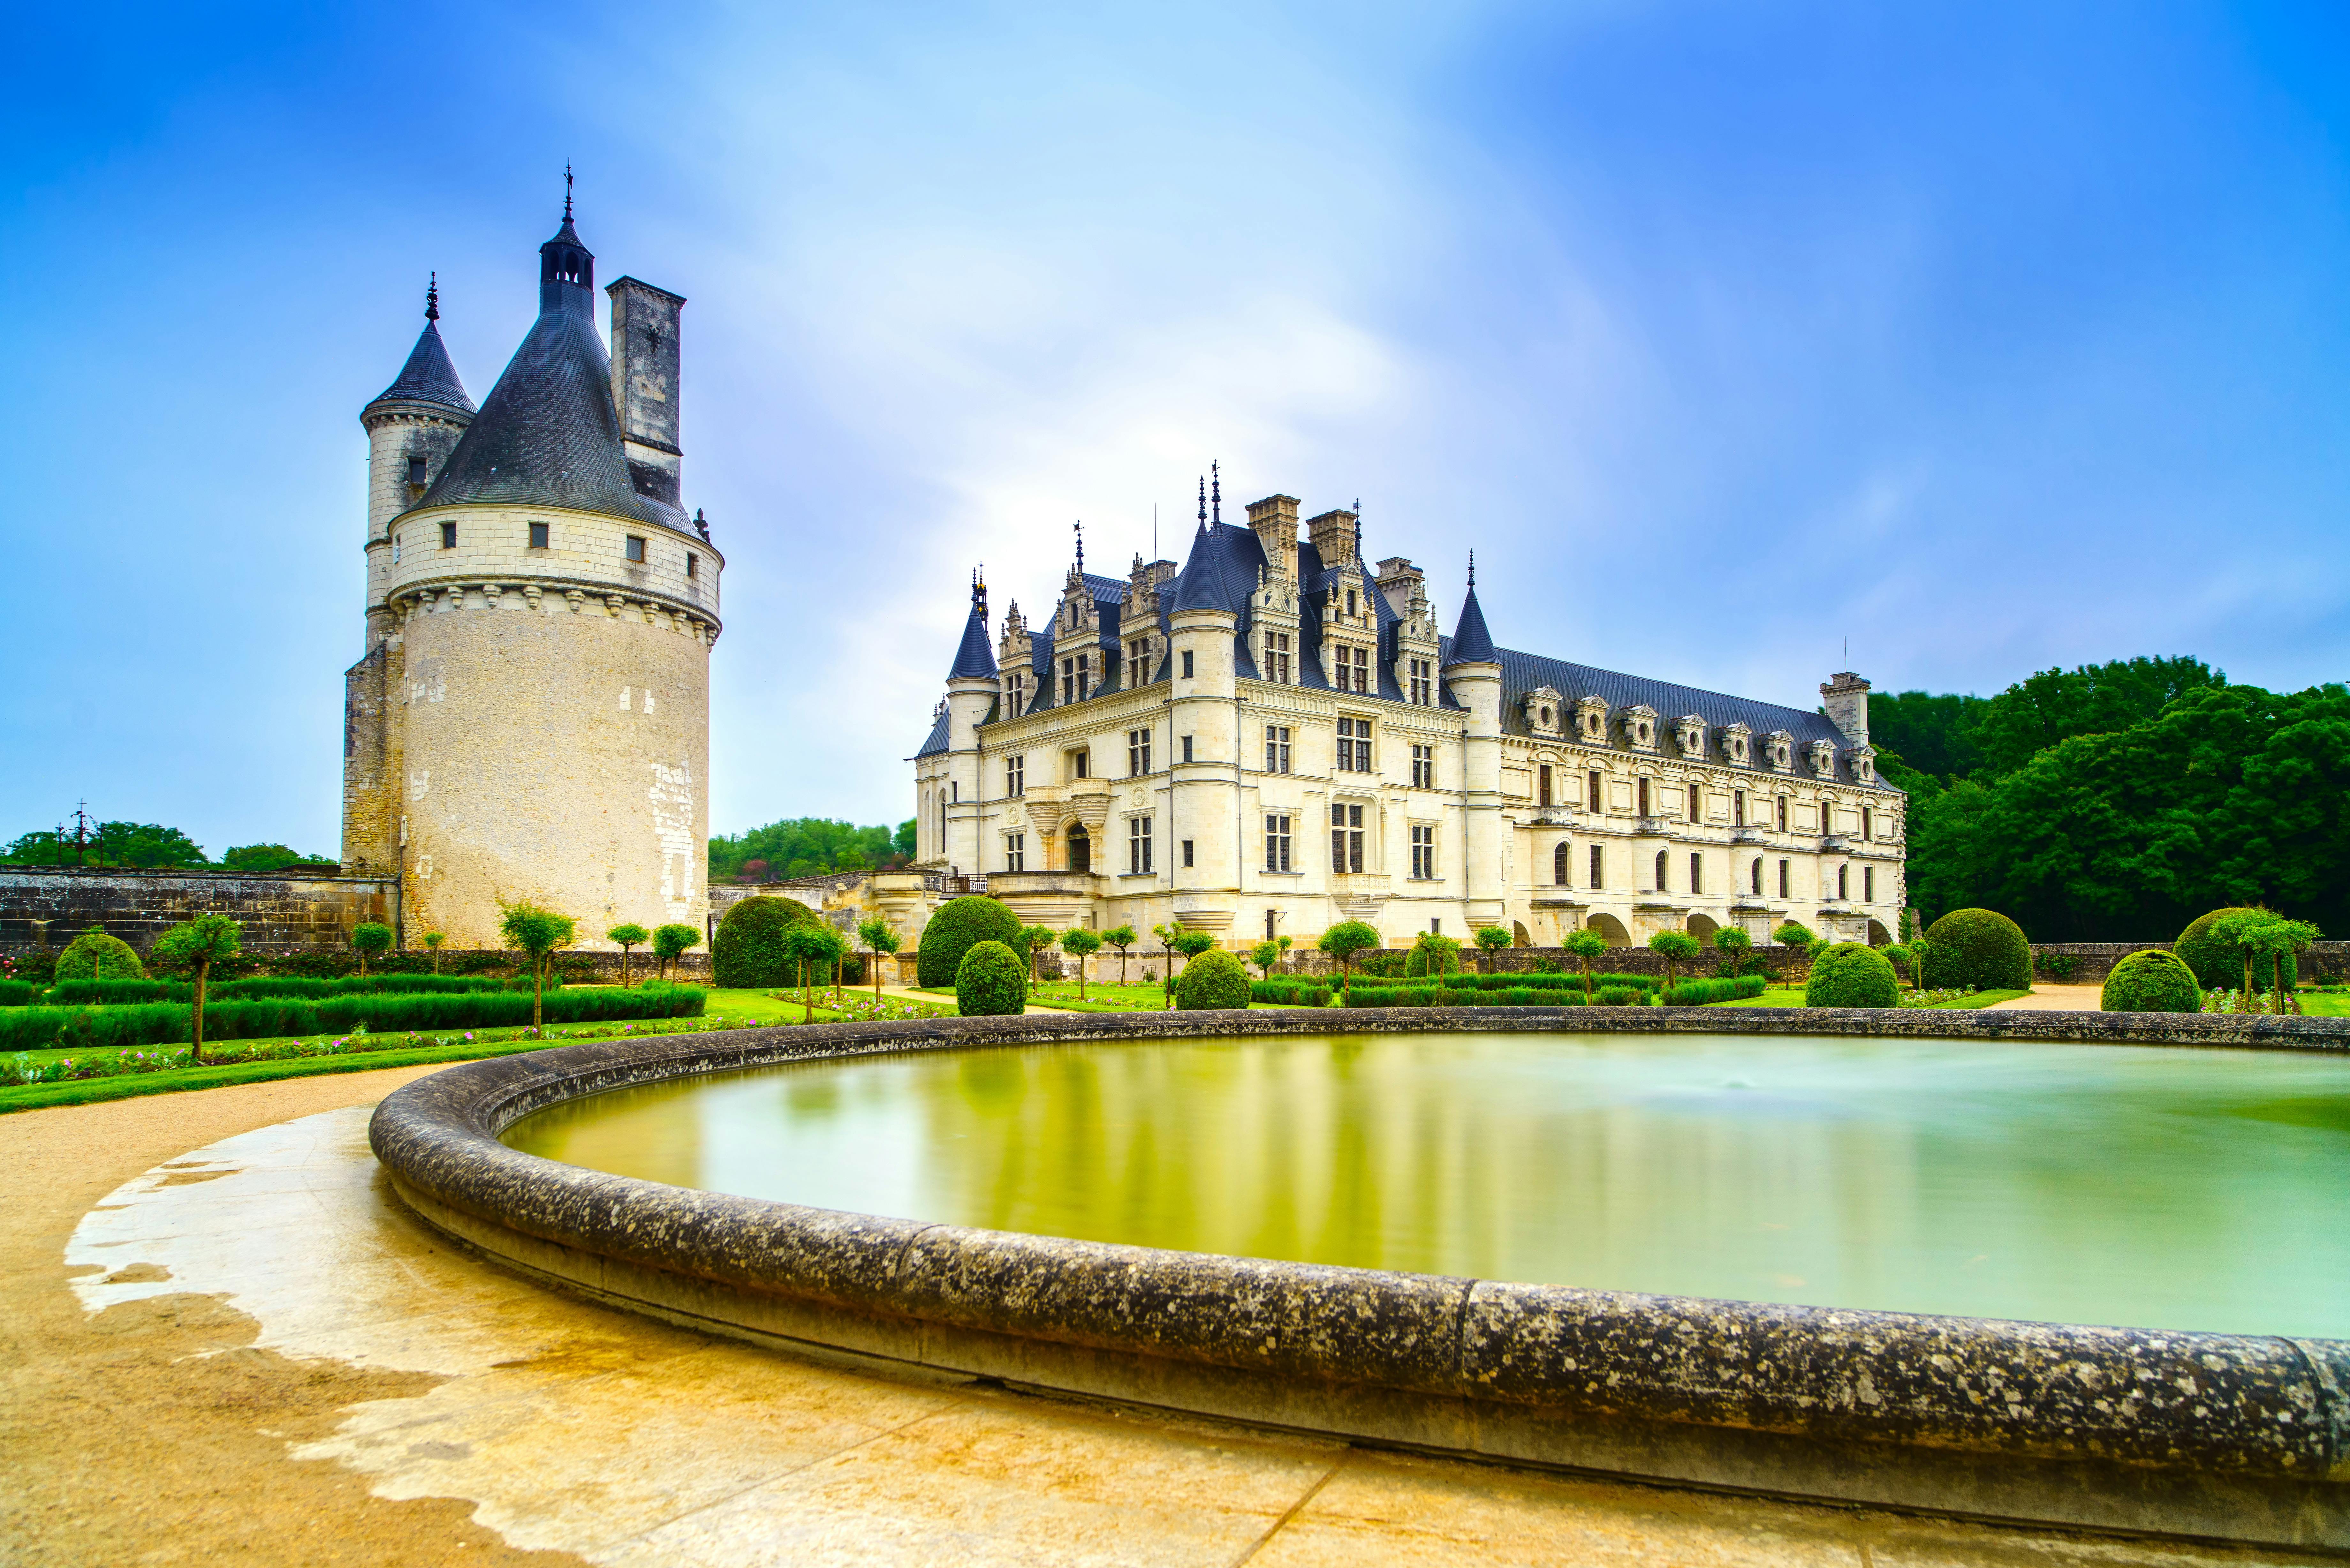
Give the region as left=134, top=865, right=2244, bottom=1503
left=503, top=1032, right=2350, bottom=1338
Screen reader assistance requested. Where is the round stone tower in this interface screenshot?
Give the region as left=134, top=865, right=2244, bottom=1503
left=342, top=199, right=723, bottom=949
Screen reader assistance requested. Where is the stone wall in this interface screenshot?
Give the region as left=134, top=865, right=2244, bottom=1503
left=2031, top=940, right=2350, bottom=982
left=0, top=866, right=398, bottom=951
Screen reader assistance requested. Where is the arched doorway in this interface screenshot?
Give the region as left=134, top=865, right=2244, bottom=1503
left=1686, top=912, right=1720, bottom=947
left=1866, top=918, right=1892, bottom=945
left=1511, top=920, right=1531, bottom=947
left=1586, top=912, right=1631, bottom=947
left=1065, top=824, right=1091, bottom=874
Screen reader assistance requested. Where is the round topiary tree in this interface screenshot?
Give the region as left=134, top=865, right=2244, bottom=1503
left=2101, top=949, right=2202, bottom=1013
left=1403, top=932, right=1461, bottom=977
left=1174, top=948, right=1251, bottom=1010
left=2173, top=907, right=2267, bottom=991
left=915, top=896, right=1024, bottom=989
left=954, top=939, right=1027, bottom=1016
left=1921, top=908, right=2032, bottom=990
left=1805, top=942, right=1899, bottom=1007
left=54, top=926, right=145, bottom=982
left=711, top=896, right=823, bottom=988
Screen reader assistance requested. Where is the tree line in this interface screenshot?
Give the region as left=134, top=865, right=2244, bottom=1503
left=2, top=822, right=334, bottom=871
left=1873, top=656, right=2349, bottom=940
left=707, top=817, right=918, bottom=883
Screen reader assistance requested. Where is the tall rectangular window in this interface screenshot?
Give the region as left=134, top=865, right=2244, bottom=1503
left=1127, top=728, right=1151, bottom=776
left=528, top=521, right=550, bottom=549
left=1264, top=814, right=1292, bottom=872
left=1589, top=844, right=1603, bottom=888
left=1071, top=750, right=1089, bottom=779
left=1181, top=839, right=1194, bottom=867
left=1181, top=650, right=1194, bottom=678
left=1331, top=803, right=1364, bottom=873
left=1008, top=671, right=1028, bottom=714
left=1778, top=859, right=1790, bottom=898
left=1838, top=863, right=1849, bottom=900
left=1129, top=815, right=1154, bottom=875
left=1264, top=632, right=1292, bottom=683
left=1005, top=833, right=1026, bottom=872
left=1336, top=718, right=1372, bottom=772
left=1347, top=645, right=1371, bottom=693
left=1060, top=658, right=1073, bottom=703
left=1752, top=857, right=1763, bottom=894
left=686, top=551, right=698, bottom=578
left=1410, top=825, right=1436, bottom=880
left=1734, top=791, right=1746, bottom=827
left=1864, top=865, right=1875, bottom=902
left=440, top=521, right=457, bottom=549
left=1411, top=744, right=1433, bottom=789
left=1006, top=755, right=1025, bottom=797
left=625, top=535, right=647, bottom=563
left=1777, top=796, right=1789, bottom=831
left=1181, top=735, right=1194, bottom=764
left=1409, top=658, right=1433, bottom=705
left=1862, top=807, right=1873, bottom=840
left=1127, top=636, right=1152, bottom=689
left=1690, top=853, right=1703, bottom=894
left=1589, top=770, right=1603, bottom=811
left=1555, top=841, right=1570, bottom=885
left=1264, top=726, right=1291, bottom=773
left=1688, top=785, right=1701, bottom=822
left=1075, top=652, right=1090, bottom=700
left=1539, top=765, right=1553, bottom=807
left=407, top=455, right=428, bottom=487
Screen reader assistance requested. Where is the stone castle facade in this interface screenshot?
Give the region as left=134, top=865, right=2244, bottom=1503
left=341, top=199, right=721, bottom=949
left=915, top=477, right=1903, bottom=951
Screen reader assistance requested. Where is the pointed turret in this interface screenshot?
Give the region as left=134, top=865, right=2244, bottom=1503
left=948, top=571, right=998, bottom=679
left=368, top=276, right=474, bottom=417
left=1446, top=552, right=1498, bottom=666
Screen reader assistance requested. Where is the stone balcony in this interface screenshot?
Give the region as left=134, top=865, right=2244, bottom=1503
left=1819, top=834, right=1850, bottom=851
left=1633, top=817, right=1671, bottom=836
left=987, top=870, right=1101, bottom=923
left=1731, top=828, right=1769, bottom=845
left=1528, top=807, right=1575, bottom=827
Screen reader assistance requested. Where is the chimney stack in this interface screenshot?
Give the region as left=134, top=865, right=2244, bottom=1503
left=1821, top=672, right=1872, bottom=746
left=607, top=277, right=686, bottom=508
left=1245, top=494, right=1299, bottom=580
left=1307, top=507, right=1359, bottom=568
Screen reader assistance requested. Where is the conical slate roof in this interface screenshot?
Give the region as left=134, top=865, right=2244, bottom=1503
left=370, top=317, right=474, bottom=415
left=948, top=592, right=997, bottom=679
left=415, top=214, right=688, bottom=531
left=1447, top=577, right=1497, bottom=665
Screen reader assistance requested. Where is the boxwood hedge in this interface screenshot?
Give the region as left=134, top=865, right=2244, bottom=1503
left=954, top=940, right=1027, bottom=1016
left=0, top=984, right=706, bottom=1052
left=2102, top=949, right=2202, bottom=1013
left=1805, top=943, right=1898, bottom=1008
left=918, top=897, right=1025, bottom=989
left=1922, top=909, right=2032, bottom=991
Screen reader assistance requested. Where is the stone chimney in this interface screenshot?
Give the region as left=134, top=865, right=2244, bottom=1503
left=1307, top=507, right=1359, bottom=568
left=1821, top=672, right=1871, bottom=746
left=1374, top=556, right=1424, bottom=618
left=1246, top=494, right=1299, bottom=580
left=607, top=277, right=686, bottom=508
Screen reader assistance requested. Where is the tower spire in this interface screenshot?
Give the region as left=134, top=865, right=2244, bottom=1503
left=1468, top=549, right=1476, bottom=588
left=1211, top=461, right=1221, bottom=524
left=1073, top=519, right=1085, bottom=575
left=425, top=271, right=440, bottom=322
left=564, top=163, right=574, bottom=220
left=1197, top=476, right=1208, bottom=531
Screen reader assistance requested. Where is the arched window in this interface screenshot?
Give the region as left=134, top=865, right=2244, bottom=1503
left=1750, top=856, right=1762, bottom=894
left=1837, top=863, right=1848, bottom=900
left=1067, top=824, right=1092, bottom=874
left=1654, top=849, right=1669, bottom=891
left=1554, top=841, right=1569, bottom=886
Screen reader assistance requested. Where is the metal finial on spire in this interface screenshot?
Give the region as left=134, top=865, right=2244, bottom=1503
left=1468, top=549, right=1477, bottom=588
left=564, top=164, right=574, bottom=219
left=1211, top=461, right=1222, bottom=524
left=425, top=271, right=440, bottom=321
left=1073, top=520, right=1084, bottom=574
left=1197, top=476, right=1208, bottom=529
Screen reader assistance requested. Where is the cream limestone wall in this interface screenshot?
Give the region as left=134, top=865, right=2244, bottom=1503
left=370, top=502, right=723, bottom=950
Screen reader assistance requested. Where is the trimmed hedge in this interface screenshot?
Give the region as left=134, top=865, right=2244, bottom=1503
left=1435, top=971, right=1658, bottom=994
left=2102, top=949, right=2203, bottom=1013
left=1248, top=980, right=1333, bottom=1007
left=1661, top=975, right=1770, bottom=1006
left=41, top=974, right=511, bottom=1007
left=1175, top=950, right=1252, bottom=1010
left=1592, top=985, right=1644, bottom=1007
left=712, top=897, right=824, bottom=988
left=1922, top=909, right=2032, bottom=991
left=0, top=984, right=706, bottom=1052
left=1806, top=943, right=1899, bottom=1008
left=954, top=941, right=1027, bottom=1016
left=916, top=897, right=1025, bottom=989
left=0, top=980, right=34, bottom=1008
left=55, top=930, right=144, bottom=982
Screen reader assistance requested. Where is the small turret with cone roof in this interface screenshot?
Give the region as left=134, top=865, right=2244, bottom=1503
left=947, top=567, right=998, bottom=681
left=1444, top=551, right=1499, bottom=668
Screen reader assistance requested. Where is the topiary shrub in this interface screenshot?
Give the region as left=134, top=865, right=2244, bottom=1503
left=1403, top=938, right=1461, bottom=977
left=1175, top=948, right=1251, bottom=1010
left=2101, top=949, right=2202, bottom=1013
left=954, top=940, right=1027, bottom=1016
left=54, top=927, right=145, bottom=982
left=1592, top=984, right=1642, bottom=1007
left=2174, top=907, right=2265, bottom=991
left=1805, top=942, right=1898, bottom=1008
left=711, top=896, right=822, bottom=988
left=1921, top=909, right=2031, bottom=990
left=915, top=896, right=1024, bottom=988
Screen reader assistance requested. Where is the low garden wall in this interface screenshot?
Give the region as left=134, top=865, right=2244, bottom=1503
left=0, top=865, right=397, bottom=950
left=374, top=1008, right=2350, bottom=1547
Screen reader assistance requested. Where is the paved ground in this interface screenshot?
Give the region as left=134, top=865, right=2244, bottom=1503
left=1, top=1072, right=2323, bottom=1566
left=1982, top=985, right=2107, bottom=1011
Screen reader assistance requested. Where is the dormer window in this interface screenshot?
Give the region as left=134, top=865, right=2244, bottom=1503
left=1810, top=740, right=1838, bottom=778
left=1346, top=589, right=1358, bottom=617
left=1853, top=747, right=1877, bottom=784
left=1523, top=685, right=1565, bottom=737
left=1263, top=632, right=1292, bottom=684
left=1675, top=717, right=1705, bottom=756
left=1128, top=635, right=1154, bottom=689
left=1623, top=705, right=1660, bottom=750
left=1408, top=657, right=1433, bottom=705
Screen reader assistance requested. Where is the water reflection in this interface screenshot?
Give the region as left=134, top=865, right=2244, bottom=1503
left=503, top=1032, right=2350, bottom=1338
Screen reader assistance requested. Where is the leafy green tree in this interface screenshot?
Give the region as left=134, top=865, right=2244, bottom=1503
left=895, top=819, right=917, bottom=859
left=1881, top=942, right=1914, bottom=988
left=706, top=817, right=900, bottom=882
left=1715, top=926, right=1754, bottom=978
left=778, top=923, right=847, bottom=1022
left=1248, top=935, right=1292, bottom=981
left=1564, top=929, right=1608, bottom=999
left=857, top=917, right=900, bottom=999
left=1865, top=689, right=1990, bottom=780
left=56, top=927, right=143, bottom=981
left=1771, top=921, right=1816, bottom=981
left=149, top=913, right=241, bottom=1064
left=652, top=923, right=701, bottom=983
left=1018, top=924, right=1058, bottom=993
left=1648, top=930, right=1700, bottom=995
left=1317, top=922, right=1381, bottom=999
left=1969, top=656, right=2227, bottom=779
left=1103, top=924, right=1137, bottom=984
left=6, top=821, right=211, bottom=868
left=1407, top=930, right=1462, bottom=978
left=351, top=922, right=392, bottom=977
left=1473, top=926, right=1512, bottom=973
left=499, top=901, right=577, bottom=1028
left=606, top=923, right=650, bottom=986
left=422, top=930, right=446, bottom=974
left=221, top=843, right=335, bottom=871
left=1058, top=927, right=1104, bottom=999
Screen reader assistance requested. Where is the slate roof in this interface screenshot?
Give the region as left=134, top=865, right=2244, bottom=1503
left=368, top=318, right=474, bottom=416
left=947, top=593, right=997, bottom=679
left=1448, top=581, right=1497, bottom=664
left=413, top=214, right=692, bottom=533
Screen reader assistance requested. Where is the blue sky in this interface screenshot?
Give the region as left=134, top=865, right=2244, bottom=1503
left=5, top=1, right=2347, bottom=856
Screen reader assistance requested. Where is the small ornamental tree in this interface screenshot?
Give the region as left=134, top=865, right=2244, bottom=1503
left=1317, top=921, right=1381, bottom=999
left=1103, top=924, right=1137, bottom=984
left=1248, top=935, right=1292, bottom=981
left=857, top=917, right=900, bottom=1000
left=1715, top=926, right=1755, bottom=978
left=1406, top=931, right=1462, bottom=978
left=351, top=922, right=392, bottom=977
left=1153, top=923, right=1181, bottom=1006
left=1771, top=921, right=1816, bottom=981
left=1564, top=929, right=1609, bottom=999
left=2174, top=907, right=2267, bottom=991
left=606, top=923, right=650, bottom=986
left=1019, top=924, right=1058, bottom=992
left=1649, top=930, right=1701, bottom=996
left=652, top=922, right=701, bottom=983
left=1473, top=926, right=1512, bottom=974
left=149, top=913, right=241, bottom=1065
left=955, top=940, right=1027, bottom=1016
left=778, top=922, right=847, bottom=1023
left=55, top=927, right=145, bottom=982
left=1059, top=926, right=1103, bottom=1000
left=499, top=901, right=578, bottom=1028
left=422, top=930, right=447, bottom=974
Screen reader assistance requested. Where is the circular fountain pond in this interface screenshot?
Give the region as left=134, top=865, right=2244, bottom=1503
left=505, top=1029, right=2350, bottom=1340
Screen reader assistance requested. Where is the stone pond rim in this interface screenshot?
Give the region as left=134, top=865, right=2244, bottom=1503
left=368, top=1006, right=2350, bottom=1549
